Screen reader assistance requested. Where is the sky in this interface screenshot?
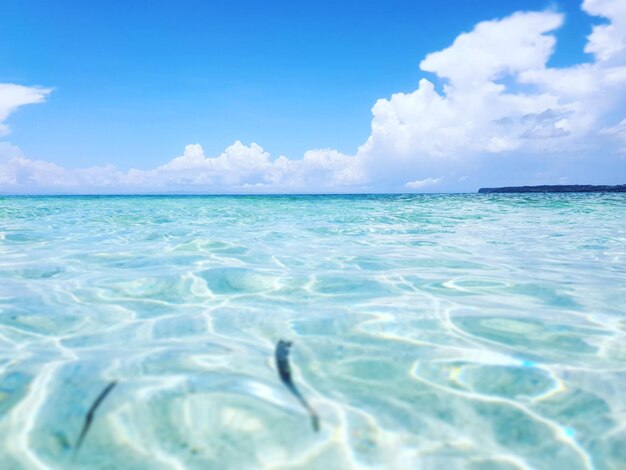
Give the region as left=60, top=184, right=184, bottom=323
left=1, top=0, right=625, bottom=193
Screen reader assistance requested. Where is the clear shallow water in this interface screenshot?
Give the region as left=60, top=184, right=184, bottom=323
left=0, top=194, right=625, bottom=470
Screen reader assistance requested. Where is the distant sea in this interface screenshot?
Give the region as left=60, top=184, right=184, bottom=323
left=0, top=194, right=624, bottom=469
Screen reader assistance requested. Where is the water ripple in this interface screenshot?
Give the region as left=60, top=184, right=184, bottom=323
left=0, top=194, right=624, bottom=468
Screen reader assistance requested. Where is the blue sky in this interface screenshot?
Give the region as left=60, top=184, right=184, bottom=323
left=1, top=0, right=625, bottom=193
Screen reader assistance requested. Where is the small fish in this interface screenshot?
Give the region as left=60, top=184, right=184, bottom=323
left=275, top=340, right=320, bottom=432
left=74, top=381, right=117, bottom=454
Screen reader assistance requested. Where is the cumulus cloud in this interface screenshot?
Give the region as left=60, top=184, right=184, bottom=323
left=358, top=10, right=566, bottom=164
left=354, top=2, right=626, bottom=188
left=1, top=1, right=626, bottom=193
left=0, top=141, right=366, bottom=194
left=153, top=142, right=365, bottom=192
left=421, top=11, right=563, bottom=86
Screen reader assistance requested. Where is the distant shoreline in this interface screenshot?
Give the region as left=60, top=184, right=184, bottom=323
left=478, top=185, right=626, bottom=193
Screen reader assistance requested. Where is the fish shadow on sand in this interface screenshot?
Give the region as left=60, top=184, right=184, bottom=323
left=67, top=340, right=317, bottom=458
left=275, top=339, right=320, bottom=432
left=73, top=380, right=118, bottom=456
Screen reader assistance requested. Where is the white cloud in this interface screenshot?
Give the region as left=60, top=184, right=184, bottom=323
left=157, top=142, right=272, bottom=187
left=154, top=142, right=365, bottom=191
left=0, top=84, right=51, bottom=135
left=420, top=11, right=563, bottom=87
left=0, top=141, right=366, bottom=194
left=367, top=11, right=618, bottom=152
left=583, top=0, right=626, bottom=62
left=600, top=118, right=626, bottom=153
left=2, top=2, right=626, bottom=193
left=354, top=4, right=626, bottom=188
left=405, top=177, right=442, bottom=190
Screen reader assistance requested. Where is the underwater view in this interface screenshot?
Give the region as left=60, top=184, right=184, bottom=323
left=0, top=194, right=625, bottom=469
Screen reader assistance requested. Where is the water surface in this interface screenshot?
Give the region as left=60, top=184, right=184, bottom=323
left=0, top=194, right=624, bottom=469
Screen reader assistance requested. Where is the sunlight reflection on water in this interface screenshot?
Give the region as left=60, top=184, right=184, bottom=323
left=0, top=194, right=625, bottom=469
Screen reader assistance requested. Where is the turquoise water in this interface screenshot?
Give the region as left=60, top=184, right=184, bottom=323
left=0, top=194, right=624, bottom=469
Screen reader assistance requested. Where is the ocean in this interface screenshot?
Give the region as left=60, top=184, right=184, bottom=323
left=0, top=194, right=624, bottom=469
